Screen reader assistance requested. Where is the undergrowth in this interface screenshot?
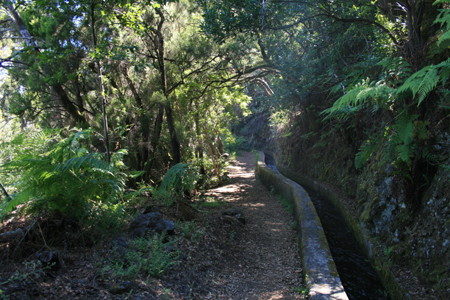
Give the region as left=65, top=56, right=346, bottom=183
left=101, top=234, right=179, bottom=280
left=153, top=163, right=200, bottom=206
left=0, top=128, right=132, bottom=221
left=277, top=194, right=294, bottom=215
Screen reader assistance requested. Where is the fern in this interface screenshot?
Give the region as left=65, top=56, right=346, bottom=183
left=154, top=163, right=200, bottom=206
left=322, top=79, right=395, bottom=120
left=390, top=111, right=419, bottom=165
left=377, top=56, right=411, bottom=81
left=434, top=0, right=450, bottom=46
left=396, top=59, right=450, bottom=106
left=355, top=136, right=383, bottom=169
left=0, top=129, right=128, bottom=220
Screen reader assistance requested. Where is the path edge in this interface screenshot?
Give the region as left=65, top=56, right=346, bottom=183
left=255, top=151, right=349, bottom=300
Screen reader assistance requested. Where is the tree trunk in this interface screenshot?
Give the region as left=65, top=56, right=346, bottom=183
left=154, top=7, right=181, bottom=165
left=214, top=128, right=225, bottom=155
left=204, top=124, right=222, bottom=184
left=91, top=1, right=110, bottom=162
left=194, top=115, right=206, bottom=175
left=165, top=102, right=181, bottom=164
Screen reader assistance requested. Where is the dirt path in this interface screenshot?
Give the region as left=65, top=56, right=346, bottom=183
left=201, top=151, right=304, bottom=299
left=0, top=151, right=305, bottom=300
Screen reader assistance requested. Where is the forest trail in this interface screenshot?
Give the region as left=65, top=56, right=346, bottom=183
left=0, top=151, right=305, bottom=300
left=201, top=151, right=304, bottom=299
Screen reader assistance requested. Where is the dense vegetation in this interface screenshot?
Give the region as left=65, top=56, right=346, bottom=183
left=0, top=0, right=254, bottom=217
left=1, top=0, right=450, bottom=297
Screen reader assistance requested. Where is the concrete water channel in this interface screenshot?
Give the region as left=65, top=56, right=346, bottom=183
left=257, top=152, right=389, bottom=300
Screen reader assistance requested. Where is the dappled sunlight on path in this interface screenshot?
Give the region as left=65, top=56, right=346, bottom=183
left=203, top=151, right=304, bottom=300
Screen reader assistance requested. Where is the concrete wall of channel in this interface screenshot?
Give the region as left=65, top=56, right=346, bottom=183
left=263, top=151, right=406, bottom=300
left=255, top=151, right=349, bottom=300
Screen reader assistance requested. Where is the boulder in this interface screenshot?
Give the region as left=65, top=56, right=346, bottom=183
left=128, top=212, right=175, bottom=238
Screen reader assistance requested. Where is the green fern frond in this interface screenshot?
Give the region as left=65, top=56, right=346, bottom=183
left=378, top=56, right=411, bottom=79
left=392, top=112, right=417, bottom=144
left=355, top=137, right=383, bottom=169
left=390, top=111, right=419, bottom=164
left=397, top=58, right=450, bottom=106
left=417, top=67, right=440, bottom=103
left=434, top=0, right=450, bottom=45
left=155, top=163, right=200, bottom=206
left=0, top=129, right=128, bottom=220
left=323, top=80, right=394, bottom=120
left=321, top=105, right=360, bottom=121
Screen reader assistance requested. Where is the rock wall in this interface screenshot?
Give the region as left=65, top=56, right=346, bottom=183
left=270, top=116, right=450, bottom=297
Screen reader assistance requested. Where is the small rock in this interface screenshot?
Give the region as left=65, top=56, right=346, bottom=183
left=223, top=208, right=246, bottom=225
left=109, top=281, right=138, bottom=295
left=222, top=215, right=244, bottom=228
left=35, top=251, right=60, bottom=271
left=129, top=212, right=176, bottom=238
left=111, top=237, right=129, bottom=249
left=128, top=212, right=162, bottom=238
left=164, top=219, right=176, bottom=235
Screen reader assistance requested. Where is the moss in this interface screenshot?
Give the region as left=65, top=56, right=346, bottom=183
left=360, top=197, right=379, bottom=222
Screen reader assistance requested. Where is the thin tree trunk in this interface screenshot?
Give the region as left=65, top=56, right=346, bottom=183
left=147, top=103, right=165, bottom=175
left=204, top=124, right=222, bottom=184
left=165, top=102, right=181, bottom=164
left=0, top=183, right=9, bottom=199
left=154, top=7, right=181, bottom=165
left=214, top=128, right=225, bottom=155
left=91, top=1, right=110, bottom=162
left=194, top=115, right=205, bottom=175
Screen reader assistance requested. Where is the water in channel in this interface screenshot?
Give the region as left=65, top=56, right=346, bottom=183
left=265, top=154, right=389, bottom=300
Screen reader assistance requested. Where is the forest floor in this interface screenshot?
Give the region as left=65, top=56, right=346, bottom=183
left=0, top=151, right=306, bottom=299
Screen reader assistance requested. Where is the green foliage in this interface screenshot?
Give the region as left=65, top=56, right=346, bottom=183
left=434, top=0, right=450, bottom=46
left=200, top=197, right=227, bottom=208
left=178, top=220, right=204, bottom=242
left=354, top=110, right=433, bottom=169
left=397, top=58, right=450, bottom=106
left=326, top=4, right=450, bottom=118
left=0, top=120, right=61, bottom=189
left=103, top=234, right=179, bottom=280
left=290, top=220, right=297, bottom=230
left=83, top=202, right=131, bottom=234
left=154, top=163, right=200, bottom=206
left=0, top=260, right=54, bottom=298
left=223, top=135, right=247, bottom=153
left=253, top=150, right=260, bottom=166
left=390, top=112, right=419, bottom=164
left=0, top=128, right=127, bottom=220
left=323, top=78, right=395, bottom=120
left=355, top=137, right=383, bottom=169
left=277, top=194, right=293, bottom=215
